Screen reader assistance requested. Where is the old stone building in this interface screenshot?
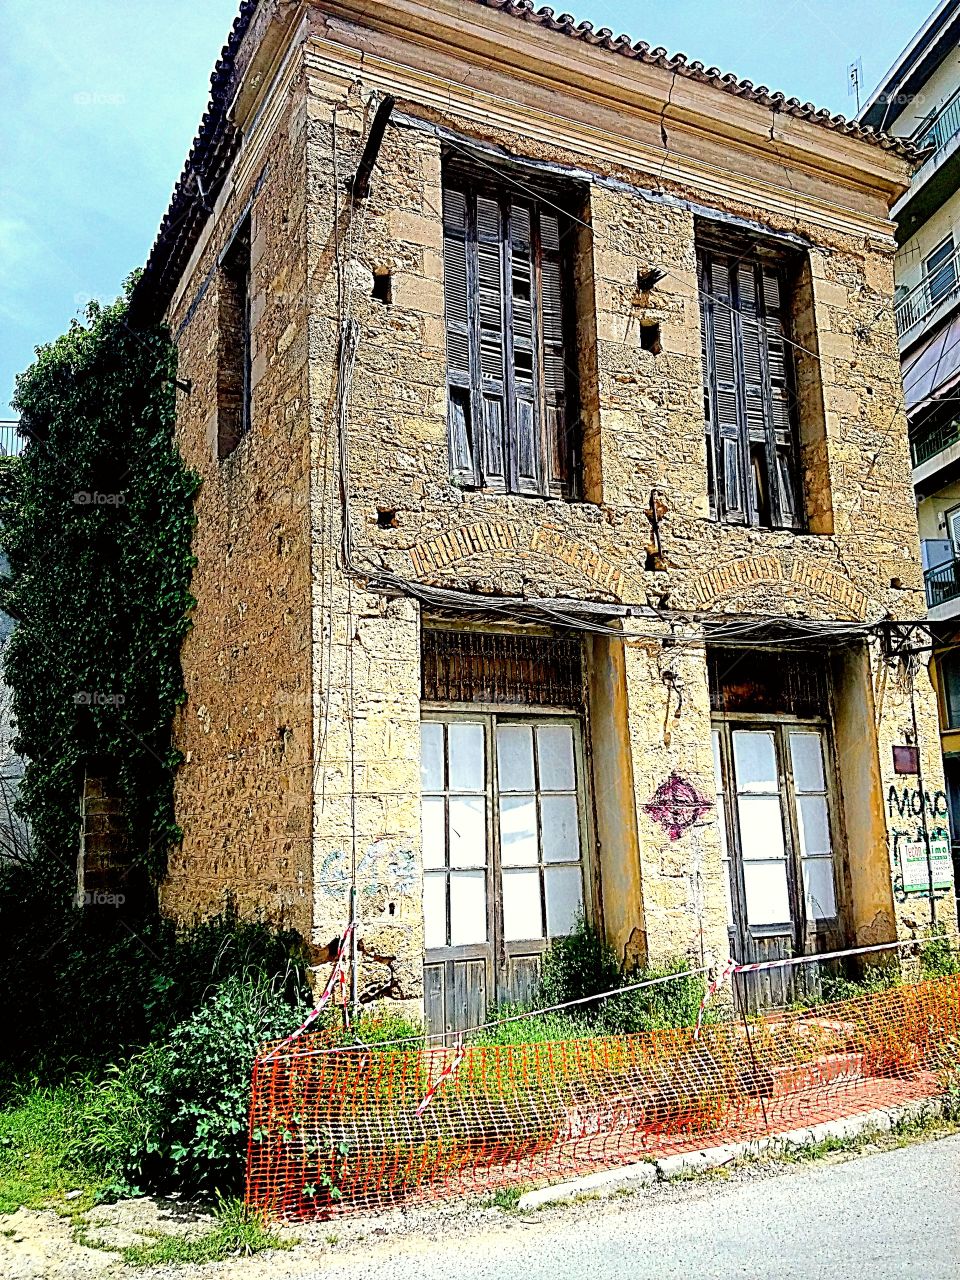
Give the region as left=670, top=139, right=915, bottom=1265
left=131, top=0, right=956, bottom=1031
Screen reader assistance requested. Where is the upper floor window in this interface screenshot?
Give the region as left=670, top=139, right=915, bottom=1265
left=442, top=170, right=578, bottom=498
left=217, top=214, right=252, bottom=460
left=698, top=242, right=802, bottom=530
left=924, top=235, right=957, bottom=309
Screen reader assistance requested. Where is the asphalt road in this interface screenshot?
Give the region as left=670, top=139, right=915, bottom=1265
left=312, top=1136, right=960, bottom=1280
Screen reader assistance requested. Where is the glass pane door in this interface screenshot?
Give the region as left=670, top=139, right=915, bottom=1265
left=496, top=722, right=584, bottom=942
left=420, top=720, right=489, bottom=949
left=731, top=730, right=791, bottom=926
left=789, top=730, right=837, bottom=921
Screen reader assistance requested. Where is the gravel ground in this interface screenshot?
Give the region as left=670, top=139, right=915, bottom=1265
left=2, top=1129, right=956, bottom=1279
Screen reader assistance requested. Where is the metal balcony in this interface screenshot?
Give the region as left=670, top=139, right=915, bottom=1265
left=896, top=242, right=960, bottom=339
left=0, top=422, right=25, bottom=459
left=914, top=86, right=960, bottom=165
left=911, top=414, right=960, bottom=468
left=925, top=556, right=960, bottom=611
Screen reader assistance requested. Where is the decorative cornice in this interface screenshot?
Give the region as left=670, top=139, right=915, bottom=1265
left=133, top=0, right=919, bottom=319
left=467, top=0, right=921, bottom=160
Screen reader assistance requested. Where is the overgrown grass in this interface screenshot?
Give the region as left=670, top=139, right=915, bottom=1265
left=0, top=1084, right=103, bottom=1214
left=112, top=1199, right=290, bottom=1266
left=481, top=1184, right=527, bottom=1210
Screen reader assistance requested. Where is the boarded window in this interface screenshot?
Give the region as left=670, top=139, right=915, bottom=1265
left=442, top=169, right=578, bottom=498
left=698, top=240, right=802, bottom=529
left=217, top=215, right=252, bottom=459
left=422, top=629, right=583, bottom=708
left=708, top=647, right=827, bottom=719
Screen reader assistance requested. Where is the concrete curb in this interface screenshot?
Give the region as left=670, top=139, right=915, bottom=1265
left=515, top=1096, right=945, bottom=1210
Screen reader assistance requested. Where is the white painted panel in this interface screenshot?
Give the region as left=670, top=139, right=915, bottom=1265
left=733, top=730, right=778, bottom=793
left=545, top=865, right=583, bottom=936
left=541, top=793, right=580, bottom=861
left=503, top=868, right=544, bottom=941
left=420, top=721, right=444, bottom=792
left=536, top=724, right=575, bottom=791
left=802, top=858, right=837, bottom=920
left=497, top=724, right=535, bottom=792
left=448, top=722, right=484, bottom=792
left=421, top=796, right=446, bottom=869
left=737, top=794, right=786, bottom=861
left=449, top=795, right=486, bottom=867
left=743, top=862, right=791, bottom=926
left=499, top=794, right=538, bottom=865
left=450, top=870, right=487, bottom=946
left=423, top=872, right=447, bottom=949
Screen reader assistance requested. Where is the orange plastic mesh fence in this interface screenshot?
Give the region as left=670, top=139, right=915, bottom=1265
left=245, top=975, right=960, bottom=1219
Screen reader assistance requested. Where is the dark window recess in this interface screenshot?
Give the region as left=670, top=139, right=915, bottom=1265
left=442, top=172, right=579, bottom=498
left=217, top=216, right=252, bottom=460
left=640, top=322, right=662, bottom=355
left=925, top=235, right=957, bottom=307
left=422, top=629, right=583, bottom=707
left=940, top=648, right=960, bottom=730
left=698, top=244, right=802, bottom=530
left=708, top=647, right=827, bottom=719
left=372, top=271, right=392, bottom=304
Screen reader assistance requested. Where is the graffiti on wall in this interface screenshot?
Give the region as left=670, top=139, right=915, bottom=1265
left=643, top=773, right=712, bottom=842
left=317, top=840, right=417, bottom=910
left=886, top=784, right=952, bottom=902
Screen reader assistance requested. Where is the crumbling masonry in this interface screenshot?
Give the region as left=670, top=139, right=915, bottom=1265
left=132, top=0, right=957, bottom=1030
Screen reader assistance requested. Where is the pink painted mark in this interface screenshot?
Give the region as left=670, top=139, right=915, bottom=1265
left=644, top=772, right=712, bottom=841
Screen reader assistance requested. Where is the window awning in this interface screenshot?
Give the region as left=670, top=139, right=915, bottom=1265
left=902, top=312, right=960, bottom=414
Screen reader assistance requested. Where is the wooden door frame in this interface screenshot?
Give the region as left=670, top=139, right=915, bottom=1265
left=712, top=713, right=846, bottom=963
left=420, top=704, right=596, bottom=1025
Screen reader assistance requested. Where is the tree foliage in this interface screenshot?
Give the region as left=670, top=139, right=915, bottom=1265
left=1, top=286, right=199, bottom=900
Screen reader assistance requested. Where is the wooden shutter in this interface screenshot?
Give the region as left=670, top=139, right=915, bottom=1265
left=441, top=172, right=577, bottom=499
left=699, top=255, right=718, bottom=518
left=443, top=188, right=477, bottom=484
left=762, top=268, right=800, bottom=529
left=538, top=211, right=570, bottom=496
left=475, top=194, right=508, bottom=491
left=699, top=247, right=801, bottom=529
left=507, top=202, right=540, bottom=494
left=704, top=254, right=748, bottom=523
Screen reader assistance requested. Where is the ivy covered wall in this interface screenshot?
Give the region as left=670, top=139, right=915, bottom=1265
left=1, top=288, right=199, bottom=905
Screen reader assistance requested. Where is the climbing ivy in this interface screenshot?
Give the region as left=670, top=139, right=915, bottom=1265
left=0, top=283, right=199, bottom=900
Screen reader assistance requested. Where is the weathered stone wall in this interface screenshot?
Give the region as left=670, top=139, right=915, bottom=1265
left=297, top=4, right=955, bottom=985
left=158, top=2, right=955, bottom=1009
left=162, top=56, right=314, bottom=933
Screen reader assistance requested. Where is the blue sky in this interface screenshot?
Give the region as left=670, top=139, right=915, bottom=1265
left=0, top=0, right=935, bottom=412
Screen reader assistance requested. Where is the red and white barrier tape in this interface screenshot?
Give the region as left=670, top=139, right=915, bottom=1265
left=265, top=921, right=357, bottom=1056
left=694, top=957, right=737, bottom=1041
left=268, top=935, right=927, bottom=1060
left=692, top=937, right=921, bottom=1039
left=415, top=1037, right=465, bottom=1117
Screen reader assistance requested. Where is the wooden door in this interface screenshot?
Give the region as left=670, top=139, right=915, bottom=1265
left=712, top=721, right=842, bottom=1011
left=421, top=713, right=588, bottom=1036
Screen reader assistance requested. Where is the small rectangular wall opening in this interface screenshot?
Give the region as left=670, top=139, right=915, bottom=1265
left=217, top=215, right=252, bottom=460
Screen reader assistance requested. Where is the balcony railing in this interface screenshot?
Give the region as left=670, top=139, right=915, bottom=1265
left=914, top=86, right=960, bottom=163
left=0, top=423, right=25, bottom=459
left=925, top=556, right=960, bottom=610
left=895, top=241, right=960, bottom=338
left=911, top=413, right=960, bottom=468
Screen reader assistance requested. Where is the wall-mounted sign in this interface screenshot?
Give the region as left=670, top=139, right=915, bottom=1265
left=898, top=837, right=953, bottom=894
left=892, top=745, right=919, bottom=775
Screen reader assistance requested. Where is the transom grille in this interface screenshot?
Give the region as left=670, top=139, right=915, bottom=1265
left=422, top=630, right=584, bottom=707
left=708, top=647, right=828, bottom=719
